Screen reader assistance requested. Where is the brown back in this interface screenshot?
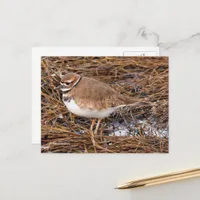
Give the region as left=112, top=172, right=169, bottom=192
left=67, top=77, right=132, bottom=110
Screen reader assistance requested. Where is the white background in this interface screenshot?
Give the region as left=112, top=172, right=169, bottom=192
left=1, top=0, right=200, bottom=199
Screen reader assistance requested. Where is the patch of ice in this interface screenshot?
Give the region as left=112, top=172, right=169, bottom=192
left=107, top=119, right=168, bottom=138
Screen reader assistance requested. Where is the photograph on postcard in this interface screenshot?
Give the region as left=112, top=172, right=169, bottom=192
left=41, top=56, right=168, bottom=153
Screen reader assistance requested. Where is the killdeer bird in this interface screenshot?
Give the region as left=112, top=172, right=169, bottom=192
left=57, top=73, right=149, bottom=135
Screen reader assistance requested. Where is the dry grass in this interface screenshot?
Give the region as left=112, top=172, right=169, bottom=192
left=41, top=56, right=169, bottom=153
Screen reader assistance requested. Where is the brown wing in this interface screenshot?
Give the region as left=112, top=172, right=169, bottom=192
left=67, top=77, right=128, bottom=110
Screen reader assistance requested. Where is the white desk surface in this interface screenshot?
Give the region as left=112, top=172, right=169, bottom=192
left=1, top=0, right=200, bottom=199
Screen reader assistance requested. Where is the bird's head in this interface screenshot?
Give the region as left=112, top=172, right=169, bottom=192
left=57, top=73, right=81, bottom=92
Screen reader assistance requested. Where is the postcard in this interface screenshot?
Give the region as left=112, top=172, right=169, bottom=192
left=32, top=47, right=169, bottom=153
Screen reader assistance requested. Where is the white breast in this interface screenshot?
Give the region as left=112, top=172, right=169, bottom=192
left=64, top=99, right=118, bottom=119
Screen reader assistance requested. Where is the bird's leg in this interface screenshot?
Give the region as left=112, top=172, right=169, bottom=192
left=90, top=119, right=96, bottom=132
left=94, top=118, right=102, bottom=135
left=69, top=112, right=75, bottom=122
left=90, top=119, right=97, bottom=152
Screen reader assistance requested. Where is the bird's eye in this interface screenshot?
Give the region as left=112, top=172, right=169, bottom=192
left=65, top=82, right=70, bottom=85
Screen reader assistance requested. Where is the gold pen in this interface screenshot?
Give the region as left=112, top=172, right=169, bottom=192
left=116, top=168, right=200, bottom=189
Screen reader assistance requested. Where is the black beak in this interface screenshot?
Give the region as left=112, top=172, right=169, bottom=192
left=55, top=85, right=62, bottom=90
